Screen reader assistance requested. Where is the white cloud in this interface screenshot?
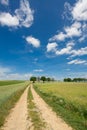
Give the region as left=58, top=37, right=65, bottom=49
left=71, top=47, right=87, bottom=57
left=0, top=66, right=32, bottom=80
left=34, top=69, right=43, bottom=72
left=68, top=59, right=87, bottom=65
left=56, top=46, right=72, bottom=55
left=47, top=42, right=58, bottom=52
left=66, top=42, right=75, bottom=47
left=0, top=0, right=34, bottom=28
left=5, top=73, right=32, bottom=80
left=50, top=22, right=82, bottom=42
left=47, top=41, right=87, bottom=57
left=26, top=36, right=40, bottom=48
left=0, top=0, right=8, bottom=5
left=15, top=0, right=34, bottom=28
left=49, top=32, right=66, bottom=41
left=0, top=66, right=11, bottom=75
left=47, top=42, right=74, bottom=55
left=0, top=13, right=19, bottom=27
left=47, top=0, right=87, bottom=59
left=56, top=46, right=87, bottom=57
left=64, top=22, right=81, bottom=38
left=48, top=0, right=87, bottom=59
left=72, top=0, right=87, bottom=21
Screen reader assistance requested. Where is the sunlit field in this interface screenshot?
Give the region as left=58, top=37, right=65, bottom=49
left=34, top=82, right=87, bottom=130
left=35, top=82, right=87, bottom=106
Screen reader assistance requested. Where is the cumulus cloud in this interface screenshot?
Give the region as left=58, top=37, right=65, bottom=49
left=47, top=42, right=73, bottom=55
left=57, top=46, right=87, bottom=57
left=47, top=0, right=87, bottom=59
left=72, top=0, right=87, bottom=21
left=56, top=46, right=72, bottom=55
left=0, top=13, right=19, bottom=27
left=15, top=0, right=34, bottom=28
left=68, top=59, right=87, bottom=65
left=26, top=36, right=40, bottom=48
left=49, top=32, right=66, bottom=41
left=0, top=0, right=9, bottom=5
left=65, top=22, right=81, bottom=37
left=71, top=47, right=87, bottom=57
left=49, top=0, right=87, bottom=43
left=50, top=22, right=82, bottom=42
left=0, top=0, right=34, bottom=28
left=47, top=42, right=58, bottom=52
left=47, top=41, right=87, bottom=57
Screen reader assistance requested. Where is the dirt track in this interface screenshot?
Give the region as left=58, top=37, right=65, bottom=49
left=31, top=85, right=73, bottom=130
left=1, top=86, right=30, bottom=130
left=1, top=85, right=73, bottom=130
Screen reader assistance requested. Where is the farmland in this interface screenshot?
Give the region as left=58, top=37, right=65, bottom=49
left=0, top=80, right=24, bottom=86
left=0, top=80, right=29, bottom=127
left=34, top=82, right=87, bottom=130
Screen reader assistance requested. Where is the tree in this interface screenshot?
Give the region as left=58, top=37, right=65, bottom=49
left=46, top=77, right=51, bottom=82
left=64, top=78, right=72, bottom=82
left=30, top=77, right=36, bottom=83
left=40, top=76, right=46, bottom=83
left=73, top=78, right=87, bottom=82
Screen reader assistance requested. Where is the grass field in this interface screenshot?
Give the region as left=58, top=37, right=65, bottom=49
left=0, top=80, right=24, bottom=86
left=0, top=80, right=29, bottom=127
left=34, top=82, right=87, bottom=130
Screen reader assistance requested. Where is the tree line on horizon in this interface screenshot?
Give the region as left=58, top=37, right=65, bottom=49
left=64, top=78, right=87, bottom=82
left=30, top=76, right=87, bottom=83
left=30, top=76, right=55, bottom=83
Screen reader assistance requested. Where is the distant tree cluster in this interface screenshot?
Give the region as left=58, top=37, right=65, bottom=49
left=30, top=76, right=55, bottom=83
left=64, top=78, right=87, bottom=82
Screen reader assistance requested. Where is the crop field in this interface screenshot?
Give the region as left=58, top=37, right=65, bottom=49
left=0, top=80, right=29, bottom=127
left=34, top=82, right=87, bottom=130
left=34, top=82, right=87, bottom=106
left=0, top=80, right=24, bottom=86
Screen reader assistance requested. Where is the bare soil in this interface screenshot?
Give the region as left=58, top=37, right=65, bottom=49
left=31, top=85, right=73, bottom=130
left=1, top=86, right=31, bottom=130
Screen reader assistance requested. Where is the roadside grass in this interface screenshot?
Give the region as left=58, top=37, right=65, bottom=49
left=0, top=80, right=25, bottom=86
left=27, top=86, right=46, bottom=130
left=0, top=81, right=29, bottom=127
left=34, top=82, right=87, bottom=130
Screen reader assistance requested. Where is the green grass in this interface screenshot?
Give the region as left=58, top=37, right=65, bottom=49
left=28, top=86, right=46, bottom=130
left=34, top=82, right=87, bottom=130
left=0, top=80, right=24, bottom=86
left=0, top=81, right=29, bottom=127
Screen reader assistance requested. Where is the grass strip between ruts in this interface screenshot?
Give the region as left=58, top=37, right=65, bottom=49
left=27, top=86, right=46, bottom=130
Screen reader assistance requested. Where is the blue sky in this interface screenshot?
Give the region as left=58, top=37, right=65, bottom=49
left=0, top=0, right=87, bottom=80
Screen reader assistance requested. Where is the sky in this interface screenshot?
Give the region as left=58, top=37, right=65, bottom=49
left=0, top=0, right=87, bottom=80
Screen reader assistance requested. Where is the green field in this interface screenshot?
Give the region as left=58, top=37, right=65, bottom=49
left=34, top=82, right=87, bottom=130
left=0, top=80, right=29, bottom=127
left=0, top=80, right=24, bottom=86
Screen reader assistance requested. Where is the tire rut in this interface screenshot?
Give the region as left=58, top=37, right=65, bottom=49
left=31, top=84, right=73, bottom=130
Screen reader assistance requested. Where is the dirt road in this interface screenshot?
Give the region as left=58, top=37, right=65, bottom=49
left=1, top=86, right=30, bottom=130
left=1, top=84, right=73, bottom=130
left=31, top=85, right=73, bottom=130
